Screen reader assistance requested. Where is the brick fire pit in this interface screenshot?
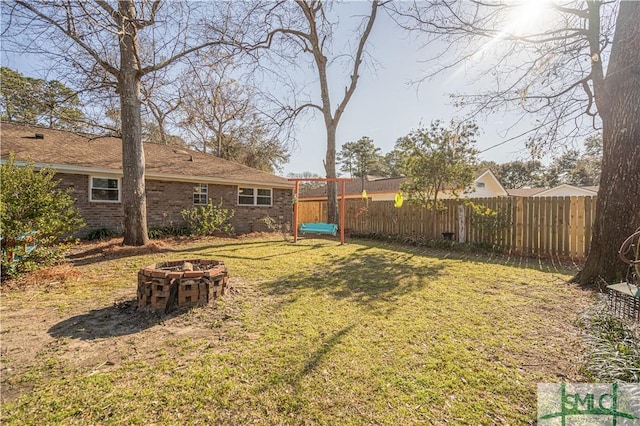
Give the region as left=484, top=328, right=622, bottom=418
left=137, top=259, right=229, bottom=312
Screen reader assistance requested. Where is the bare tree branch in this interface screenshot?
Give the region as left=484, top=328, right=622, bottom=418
left=14, top=1, right=120, bottom=78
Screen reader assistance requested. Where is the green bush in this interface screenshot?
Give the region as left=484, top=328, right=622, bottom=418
left=260, top=215, right=291, bottom=241
left=147, top=225, right=190, bottom=239
left=466, top=201, right=512, bottom=247
left=1, top=154, right=85, bottom=277
left=579, top=298, right=640, bottom=382
left=349, top=232, right=502, bottom=253
left=180, top=199, right=234, bottom=236
left=83, top=227, right=117, bottom=241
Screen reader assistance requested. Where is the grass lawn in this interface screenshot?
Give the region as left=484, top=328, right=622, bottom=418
left=1, top=236, right=593, bottom=425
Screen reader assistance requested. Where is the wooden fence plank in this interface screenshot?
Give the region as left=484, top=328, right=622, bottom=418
left=563, top=197, right=571, bottom=256
left=522, top=198, right=535, bottom=255
left=530, top=197, right=537, bottom=255
left=538, top=197, right=549, bottom=254
left=550, top=196, right=556, bottom=255
left=515, top=197, right=524, bottom=254
left=569, top=197, right=578, bottom=258
left=545, top=196, right=552, bottom=255
left=576, top=196, right=586, bottom=258
left=297, top=195, right=596, bottom=257
left=502, top=198, right=512, bottom=250
left=584, top=196, right=593, bottom=254
left=556, top=197, right=564, bottom=256
left=535, top=197, right=541, bottom=256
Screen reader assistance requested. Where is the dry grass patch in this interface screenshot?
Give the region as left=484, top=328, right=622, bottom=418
left=3, top=263, right=82, bottom=290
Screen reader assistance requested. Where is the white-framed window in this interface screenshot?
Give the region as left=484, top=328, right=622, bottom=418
left=89, top=176, right=120, bottom=202
left=193, top=183, right=208, bottom=205
left=238, top=187, right=272, bottom=206
left=476, top=182, right=486, bottom=188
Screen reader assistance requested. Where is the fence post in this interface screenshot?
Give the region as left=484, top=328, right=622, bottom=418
left=458, top=204, right=466, bottom=243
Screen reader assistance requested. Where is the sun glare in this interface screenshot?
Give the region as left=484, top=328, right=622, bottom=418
left=444, top=0, right=555, bottom=86
left=469, top=0, right=553, bottom=61
left=508, top=0, right=553, bottom=36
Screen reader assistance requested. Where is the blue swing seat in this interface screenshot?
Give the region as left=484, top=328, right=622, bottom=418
left=299, top=222, right=338, bottom=236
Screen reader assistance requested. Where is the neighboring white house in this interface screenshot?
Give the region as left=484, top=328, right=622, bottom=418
left=507, top=184, right=599, bottom=197
left=300, top=169, right=509, bottom=201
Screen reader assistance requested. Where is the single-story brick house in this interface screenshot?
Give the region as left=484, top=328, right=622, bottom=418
left=1, top=122, right=294, bottom=235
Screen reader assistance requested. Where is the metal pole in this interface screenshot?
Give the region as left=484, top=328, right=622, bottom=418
left=293, top=180, right=299, bottom=243
left=340, top=180, right=346, bottom=245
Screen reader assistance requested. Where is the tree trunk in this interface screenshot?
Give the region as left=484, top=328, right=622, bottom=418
left=119, top=2, right=149, bottom=246
left=325, top=123, right=339, bottom=225
left=573, top=1, right=640, bottom=288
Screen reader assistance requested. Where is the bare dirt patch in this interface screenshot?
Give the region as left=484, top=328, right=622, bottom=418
left=1, top=238, right=259, bottom=404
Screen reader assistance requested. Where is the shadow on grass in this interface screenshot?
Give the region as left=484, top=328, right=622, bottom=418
left=261, top=249, right=445, bottom=312
left=177, top=239, right=285, bottom=253
left=47, top=299, right=167, bottom=340
left=258, top=323, right=356, bottom=395
left=67, top=239, right=176, bottom=267
left=67, top=238, right=289, bottom=267
left=349, top=237, right=583, bottom=275
left=180, top=241, right=326, bottom=260
left=300, top=323, right=355, bottom=377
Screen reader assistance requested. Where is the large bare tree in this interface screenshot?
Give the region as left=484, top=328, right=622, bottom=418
left=4, top=1, right=235, bottom=245
left=140, top=67, right=183, bottom=146
left=179, top=60, right=252, bottom=156
left=389, top=0, right=640, bottom=287
left=249, top=0, right=382, bottom=224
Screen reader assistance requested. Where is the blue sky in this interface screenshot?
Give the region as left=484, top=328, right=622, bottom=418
left=1, top=2, right=552, bottom=178
left=281, top=4, right=540, bottom=177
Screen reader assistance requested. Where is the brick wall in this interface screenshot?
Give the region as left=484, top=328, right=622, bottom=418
left=231, top=187, right=293, bottom=233
left=55, top=173, right=124, bottom=233
left=54, top=173, right=293, bottom=235
left=146, top=180, right=193, bottom=227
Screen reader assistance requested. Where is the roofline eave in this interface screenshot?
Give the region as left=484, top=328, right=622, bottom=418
left=2, top=159, right=294, bottom=189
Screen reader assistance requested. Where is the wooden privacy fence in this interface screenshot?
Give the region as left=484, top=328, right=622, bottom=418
left=297, top=196, right=597, bottom=259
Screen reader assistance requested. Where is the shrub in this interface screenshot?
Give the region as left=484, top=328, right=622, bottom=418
left=579, top=298, right=640, bottom=382
left=180, top=199, right=234, bottom=236
left=349, top=232, right=502, bottom=253
left=83, top=227, right=117, bottom=241
left=260, top=215, right=291, bottom=241
left=1, top=154, right=85, bottom=277
left=466, top=200, right=512, bottom=247
left=147, top=225, right=190, bottom=239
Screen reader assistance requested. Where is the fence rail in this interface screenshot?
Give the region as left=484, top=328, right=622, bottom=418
left=297, top=196, right=597, bottom=259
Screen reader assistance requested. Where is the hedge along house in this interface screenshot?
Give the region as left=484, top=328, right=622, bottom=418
left=0, top=122, right=294, bottom=235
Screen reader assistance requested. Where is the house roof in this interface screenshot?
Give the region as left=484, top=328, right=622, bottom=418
left=299, top=168, right=505, bottom=199
left=534, top=184, right=599, bottom=197
left=0, top=122, right=293, bottom=189
left=300, top=176, right=406, bottom=199
left=506, top=187, right=547, bottom=197
left=506, top=185, right=599, bottom=197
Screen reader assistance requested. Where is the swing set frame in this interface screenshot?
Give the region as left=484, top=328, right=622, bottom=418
left=288, top=177, right=353, bottom=245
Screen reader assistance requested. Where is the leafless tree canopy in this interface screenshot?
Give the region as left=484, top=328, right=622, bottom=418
left=4, top=2, right=239, bottom=128
left=219, top=0, right=382, bottom=223
left=2, top=1, right=248, bottom=245
left=387, top=0, right=619, bottom=155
